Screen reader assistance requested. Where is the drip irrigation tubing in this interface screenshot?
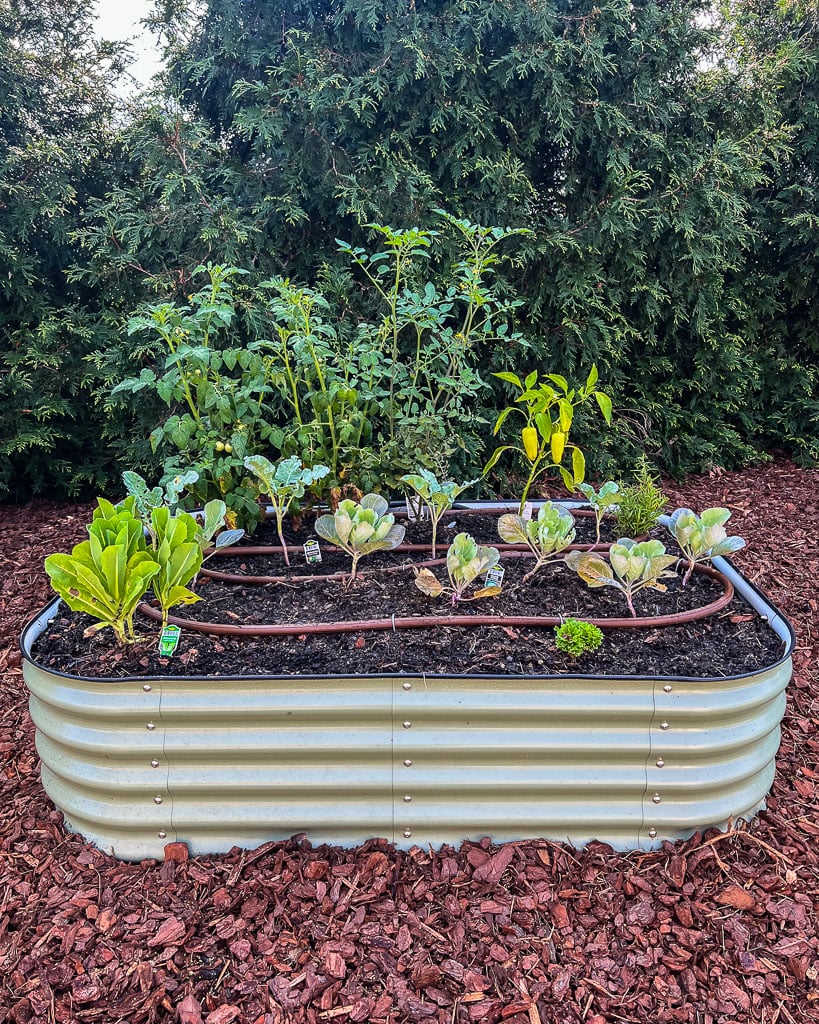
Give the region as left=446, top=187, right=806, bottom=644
left=139, top=565, right=734, bottom=637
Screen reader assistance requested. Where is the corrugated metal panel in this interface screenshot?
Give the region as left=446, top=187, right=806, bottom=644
left=22, top=546, right=794, bottom=861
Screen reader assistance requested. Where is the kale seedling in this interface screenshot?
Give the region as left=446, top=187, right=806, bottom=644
left=565, top=539, right=677, bottom=617
left=554, top=619, right=604, bottom=659
left=576, top=480, right=620, bottom=548
left=245, top=455, right=330, bottom=565
left=414, top=532, right=501, bottom=605
left=497, top=502, right=576, bottom=581
left=315, top=494, right=405, bottom=578
left=668, top=506, right=746, bottom=584
left=400, top=470, right=478, bottom=557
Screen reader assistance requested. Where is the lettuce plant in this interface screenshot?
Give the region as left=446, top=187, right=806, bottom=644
left=414, top=532, right=501, bottom=605
left=668, top=507, right=746, bottom=584
left=245, top=455, right=330, bottom=565
left=315, top=494, right=405, bottom=578
left=149, top=507, right=204, bottom=628
left=576, top=481, right=620, bottom=548
left=400, top=470, right=478, bottom=557
left=565, top=539, right=677, bottom=617
left=554, top=619, right=604, bottom=659
left=45, top=502, right=161, bottom=644
left=497, top=502, right=576, bottom=581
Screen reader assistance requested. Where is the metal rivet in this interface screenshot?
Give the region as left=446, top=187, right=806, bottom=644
left=403, top=830, right=412, bottom=839
left=403, top=721, right=412, bottom=729
left=403, top=795, right=412, bottom=803
left=663, top=684, right=673, bottom=693
left=404, top=759, right=413, bottom=767
left=402, top=682, right=411, bottom=691
left=656, top=758, right=665, bottom=768
left=158, top=831, right=167, bottom=839
left=143, top=684, right=152, bottom=692
left=146, top=722, right=156, bottom=731
left=151, top=759, right=160, bottom=768
left=648, top=828, right=658, bottom=838
left=660, top=721, right=669, bottom=730
left=652, top=793, right=661, bottom=804
left=154, top=796, right=163, bottom=805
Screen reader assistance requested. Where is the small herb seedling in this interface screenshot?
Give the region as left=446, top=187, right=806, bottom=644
left=400, top=470, right=478, bottom=557
left=245, top=455, right=330, bottom=566
left=576, top=481, right=620, bottom=548
left=497, top=502, right=576, bottom=581
left=668, top=507, right=746, bottom=584
left=565, top=539, right=677, bottom=617
left=414, top=532, right=501, bottom=605
left=614, top=456, right=668, bottom=537
left=554, top=619, right=604, bottom=659
left=315, top=494, right=405, bottom=578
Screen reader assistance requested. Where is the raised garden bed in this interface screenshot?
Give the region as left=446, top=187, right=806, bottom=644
left=21, top=501, right=794, bottom=861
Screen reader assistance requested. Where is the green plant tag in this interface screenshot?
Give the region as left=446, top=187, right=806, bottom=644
left=304, top=539, right=322, bottom=564
left=484, top=566, right=505, bottom=591
left=158, top=625, right=181, bottom=656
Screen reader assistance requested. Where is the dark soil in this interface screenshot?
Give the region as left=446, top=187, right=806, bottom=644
left=32, top=555, right=783, bottom=679
left=2, top=459, right=819, bottom=1024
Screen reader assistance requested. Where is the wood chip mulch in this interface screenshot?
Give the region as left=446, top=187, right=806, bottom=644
left=1, top=459, right=818, bottom=1024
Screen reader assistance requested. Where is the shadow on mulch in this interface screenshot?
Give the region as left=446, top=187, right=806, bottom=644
left=1, top=462, right=818, bottom=1024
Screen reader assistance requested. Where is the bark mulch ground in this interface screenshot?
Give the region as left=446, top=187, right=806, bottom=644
left=1, top=459, right=818, bottom=1024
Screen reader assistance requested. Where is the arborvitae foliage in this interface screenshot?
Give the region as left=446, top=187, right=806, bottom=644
left=145, top=0, right=812, bottom=474
left=0, top=2, right=128, bottom=499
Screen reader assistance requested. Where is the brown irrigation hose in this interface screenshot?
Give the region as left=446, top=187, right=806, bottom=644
left=139, top=565, right=734, bottom=637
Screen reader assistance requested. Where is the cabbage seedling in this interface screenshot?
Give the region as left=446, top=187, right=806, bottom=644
left=400, top=470, right=478, bottom=557
left=498, top=502, right=575, bottom=581
left=576, top=481, right=620, bottom=548
left=565, top=539, right=677, bottom=617
left=668, top=507, right=745, bottom=584
left=245, top=455, right=330, bottom=566
left=414, top=532, right=501, bottom=605
left=315, top=494, right=405, bottom=578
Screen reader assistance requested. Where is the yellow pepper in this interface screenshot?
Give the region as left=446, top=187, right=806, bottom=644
left=522, top=426, right=539, bottom=461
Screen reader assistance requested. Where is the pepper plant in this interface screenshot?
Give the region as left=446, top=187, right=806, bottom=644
left=315, top=494, right=405, bottom=578
left=668, top=507, right=746, bottom=584
left=400, top=470, right=478, bottom=557
left=244, top=455, right=330, bottom=565
left=565, top=539, right=678, bottom=617
left=498, top=502, right=576, bottom=582
left=414, top=532, right=501, bottom=606
left=484, top=366, right=612, bottom=512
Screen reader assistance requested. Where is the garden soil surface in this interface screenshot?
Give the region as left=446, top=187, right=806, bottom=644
left=2, top=458, right=819, bottom=1023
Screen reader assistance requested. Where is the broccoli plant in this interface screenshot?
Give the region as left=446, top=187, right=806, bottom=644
left=497, top=502, right=576, bottom=581
left=315, top=494, right=405, bottom=578
left=245, top=455, right=330, bottom=566
left=565, top=539, right=677, bottom=617
left=554, top=619, right=604, bottom=659
left=576, top=481, right=620, bottom=548
left=668, top=507, right=746, bottom=584
left=400, top=470, right=478, bottom=557
left=414, top=532, right=501, bottom=605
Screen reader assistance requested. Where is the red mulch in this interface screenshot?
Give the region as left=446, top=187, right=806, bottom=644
left=1, top=460, right=818, bottom=1024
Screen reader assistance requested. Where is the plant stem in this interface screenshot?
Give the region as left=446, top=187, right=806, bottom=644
left=275, top=503, right=290, bottom=567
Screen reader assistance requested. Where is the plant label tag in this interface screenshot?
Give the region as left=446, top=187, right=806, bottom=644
left=405, top=496, right=428, bottom=523
left=303, top=539, right=322, bottom=564
left=159, top=625, right=181, bottom=657
left=522, top=502, right=534, bottom=521
left=484, top=566, right=505, bottom=591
